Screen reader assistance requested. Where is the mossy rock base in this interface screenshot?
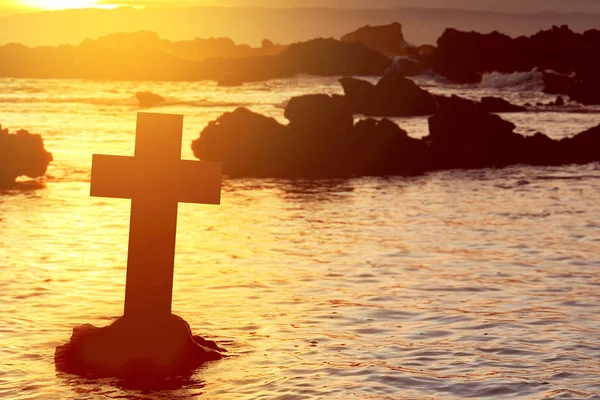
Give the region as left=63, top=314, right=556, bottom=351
left=55, top=314, right=223, bottom=379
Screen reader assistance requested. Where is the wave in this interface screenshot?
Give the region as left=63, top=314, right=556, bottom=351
left=479, top=69, right=544, bottom=90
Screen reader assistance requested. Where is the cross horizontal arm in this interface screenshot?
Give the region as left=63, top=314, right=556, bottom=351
left=91, top=154, right=138, bottom=200
left=175, top=160, right=222, bottom=205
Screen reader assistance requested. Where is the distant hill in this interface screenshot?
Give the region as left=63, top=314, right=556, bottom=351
left=2, top=6, right=600, bottom=47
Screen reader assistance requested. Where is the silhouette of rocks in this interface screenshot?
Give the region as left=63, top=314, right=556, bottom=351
left=284, top=94, right=353, bottom=177
left=561, top=124, right=600, bottom=165
left=192, top=107, right=287, bottom=177
left=424, top=95, right=526, bottom=170
left=217, top=73, right=244, bottom=87
left=193, top=94, right=600, bottom=179
left=54, top=314, right=222, bottom=379
left=339, top=73, right=437, bottom=116
left=0, top=126, right=53, bottom=189
left=435, top=25, right=600, bottom=85
left=135, top=92, right=166, bottom=108
left=543, top=72, right=574, bottom=95
left=203, top=38, right=392, bottom=84
left=543, top=71, right=600, bottom=105
left=349, top=118, right=427, bottom=176
left=341, top=22, right=408, bottom=56
left=480, top=96, right=527, bottom=113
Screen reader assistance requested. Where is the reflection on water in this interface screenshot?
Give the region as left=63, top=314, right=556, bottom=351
left=1, top=77, right=600, bottom=399
left=2, top=167, right=600, bottom=399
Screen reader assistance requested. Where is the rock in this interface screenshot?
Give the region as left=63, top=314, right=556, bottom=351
left=192, top=94, right=600, bottom=179
left=200, top=38, right=392, bottom=83
left=554, top=96, right=565, bottom=106
left=191, top=107, right=287, bottom=178
left=341, top=22, right=407, bottom=56
left=543, top=71, right=600, bottom=105
left=135, top=92, right=166, bottom=108
left=0, top=125, right=53, bottom=189
left=480, top=96, right=527, bottom=113
left=543, top=71, right=574, bottom=95
left=424, top=95, right=525, bottom=170
left=435, top=25, right=600, bottom=84
left=217, top=72, right=244, bottom=87
left=561, top=124, right=600, bottom=164
left=349, top=118, right=428, bottom=176
left=339, top=73, right=438, bottom=117
left=568, top=78, right=600, bottom=105
left=54, top=314, right=222, bottom=379
left=284, top=94, right=353, bottom=178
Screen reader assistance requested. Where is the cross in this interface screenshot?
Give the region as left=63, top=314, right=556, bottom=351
left=90, top=113, right=222, bottom=318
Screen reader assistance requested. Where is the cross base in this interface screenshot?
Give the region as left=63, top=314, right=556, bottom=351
left=54, top=314, right=223, bottom=379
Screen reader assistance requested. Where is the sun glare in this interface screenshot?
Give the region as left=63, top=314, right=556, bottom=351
left=21, top=0, right=115, bottom=10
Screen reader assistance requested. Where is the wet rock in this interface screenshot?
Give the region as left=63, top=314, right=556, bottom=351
left=217, top=72, right=244, bottom=87
left=54, top=314, right=222, bottom=379
left=191, top=107, right=287, bottom=177
left=202, top=38, right=392, bottom=83
left=284, top=94, right=353, bottom=178
left=0, top=125, right=53, bottom=189
left=560, top=124, right=600, bottom=164
left=349, top=118, right=427, bottom=176
left=341, top=22, right=407, bottom=56
left=339, top=73, right=437, bottom=117
left=543, top=71, right=574, bottom=95
left=480, top=96, right=527, bottom=113
left=435, top=25, right=600, bottom=84
left=424, top=95, right=525, bottom=170
left=553, top=96, right=565, bottom=106
left=135, top=92, right=166, bottom=108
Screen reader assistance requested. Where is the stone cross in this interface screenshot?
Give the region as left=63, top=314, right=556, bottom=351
left=90, top=113, right=222, bottom=318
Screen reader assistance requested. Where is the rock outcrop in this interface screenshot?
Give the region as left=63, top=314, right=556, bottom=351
left=192, top=94, right=600, bottom=179
left=0, top=125, right=53, bottom=189
left=434, top=25, right=600, bottom=90
left=202, top=38, right=392, bottom=83
left=341, top=23, right=408, bottom=56
left=55, top=314, right=223, bottom=379
left=339, top=73, right=438, bottom=116
left=479, top=96, right=527, bottom=113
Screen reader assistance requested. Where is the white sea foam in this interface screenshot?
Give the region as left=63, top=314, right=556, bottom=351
left=479, top=69, right=544, bottom=90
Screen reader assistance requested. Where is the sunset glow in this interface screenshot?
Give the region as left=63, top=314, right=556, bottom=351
left=21, top=0, right=115, bottom=10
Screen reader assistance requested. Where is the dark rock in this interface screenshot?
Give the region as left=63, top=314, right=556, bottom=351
left=480, top=96, right=527, bottom=113
left=191, top=107, right=287, bottom=178
left=568, top=78, right=600, bottom=105
left=0, top=125, right=53, bottom=189
left=543, top=71, right=600, bottom=105
left=202, top=38, right=392, bottom=84
left=193, top=93, right=600, bottom=179
left=424, top=95, right=525, bottom=170
left=561, top=124, right=600, bottom=164
left=522, top=132, right=563, bottom=166
left=217, top=72, right=244, bottom=87
left=543, top=71, right=574, bottom=95
left=554, top=96, right=565, bottom=106
left=338, top=77, right=375, bottom=114
left=284, top=94, right=353, bottom=178
left=435, top=25, right=600, bottom=84
left=135, top=92, right=166, bottom=108
left=339, top=73, right=438, bottom=117
left=349, top=118, right=428, bottom=176
left=341, top=22, right=407, bottom=56
left=54, top=314, right=222, bottom=379
left=394, top=57, right=427, bottom=77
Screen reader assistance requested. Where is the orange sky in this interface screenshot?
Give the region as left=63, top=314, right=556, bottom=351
left=4, top=0, right=600, bottom=14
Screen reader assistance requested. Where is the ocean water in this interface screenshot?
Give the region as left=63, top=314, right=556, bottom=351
left=1, top=73, right=600, bottom=399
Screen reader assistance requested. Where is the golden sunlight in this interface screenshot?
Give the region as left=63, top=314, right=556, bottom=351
left=20, top=0, right=115, bottom=10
